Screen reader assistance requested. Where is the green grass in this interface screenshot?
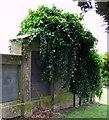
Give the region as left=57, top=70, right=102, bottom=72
left=62, top=104, right=107, bottom=118
left=61, top=87, right=108, bottom=119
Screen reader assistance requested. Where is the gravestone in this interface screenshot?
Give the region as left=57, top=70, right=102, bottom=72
left=1, top=64, right=19, bottom=103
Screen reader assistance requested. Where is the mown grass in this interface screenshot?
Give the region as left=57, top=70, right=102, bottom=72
left=61, top=87, right=108, bottom=119
left=62, top=104, right=107, bottom=118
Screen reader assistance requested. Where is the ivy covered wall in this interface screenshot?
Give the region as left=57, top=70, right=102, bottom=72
left=16, top=5, right=103, bottom=107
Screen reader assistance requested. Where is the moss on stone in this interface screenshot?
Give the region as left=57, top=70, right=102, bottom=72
left=24, top=102, right=33, bottom=114
left=54, top=92, right=73, bottom=109
left=40, top=96, right=52, bottom=109
left=32, top=96, right=52, bottom=109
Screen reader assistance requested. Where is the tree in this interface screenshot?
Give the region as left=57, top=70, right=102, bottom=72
left=102, top=52, right=109, bottom=86
left=16, top=5, right=103, bottom=108
left=96, top=2, right=109, bottom=32
left=77, top=0, right=92, bottom=13
left=74, top=0, right=109, bottom=32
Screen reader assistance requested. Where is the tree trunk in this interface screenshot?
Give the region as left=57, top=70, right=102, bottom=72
left=73, top=93, right=76, bottom=107
left=79, top=97, right=82, bottom=106
left=51, top=80, right=55, bottom=111
left=90, top=94, right=93, bottom=103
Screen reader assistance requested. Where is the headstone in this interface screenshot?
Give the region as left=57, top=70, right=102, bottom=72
left=1, top=65, right=19, bottom=103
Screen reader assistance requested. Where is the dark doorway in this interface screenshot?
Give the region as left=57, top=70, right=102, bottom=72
left=31, top=51, right=50, bottom=98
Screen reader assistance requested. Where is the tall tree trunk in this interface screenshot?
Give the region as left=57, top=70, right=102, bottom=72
left=51, top=79, right=55, bottom=111
left=79, top=97, right=82, bottom=106
left=73, top=93, right=76, bottom=107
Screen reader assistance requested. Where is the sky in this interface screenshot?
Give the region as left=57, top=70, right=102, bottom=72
left=0, top=0, right=107, bottom=54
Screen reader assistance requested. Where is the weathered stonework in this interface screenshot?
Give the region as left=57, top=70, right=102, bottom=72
left=2, top=54, right=22, bottom=65
left=1, top=101, right=21, bottom=118
left=9, top=41, right=22, bottom=55
left=21, top=38, right=39, bottom=102
left=0, top=54, right=22, bottom=119
left=1, top=35, right=81, bottom=119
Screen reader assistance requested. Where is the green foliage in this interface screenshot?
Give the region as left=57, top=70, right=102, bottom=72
left=70, top=50, right=103, bottom=100
left=96, top=2, right=109, bottom=32
left=74, top=0, right=109, bottom=32
left=102, top=52, right=109, bottom=86
left=17, top=5, right=103, bottom=101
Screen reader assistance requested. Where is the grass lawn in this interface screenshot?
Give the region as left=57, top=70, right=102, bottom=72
left=62, top=104, right=107, bottom=118
left=61, top=87, right=108, bottom=119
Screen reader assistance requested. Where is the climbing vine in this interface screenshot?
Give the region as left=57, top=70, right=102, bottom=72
left=17, top=5, right=103, bottom=104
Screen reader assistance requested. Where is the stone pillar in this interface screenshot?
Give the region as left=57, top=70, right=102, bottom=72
left=21, top=39, right=39, bottom=102
left=0, top=54, right=2, bottom=119
left=22, top=51, right=32, bottom=102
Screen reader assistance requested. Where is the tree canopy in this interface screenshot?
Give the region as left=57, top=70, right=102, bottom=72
left=96, top=2, right=109, bottom=32
left=17, top=5, right=103, bottom=103
left=102, top=52, right=109, bottom=86
left=75, top=0, right=109, bottom=32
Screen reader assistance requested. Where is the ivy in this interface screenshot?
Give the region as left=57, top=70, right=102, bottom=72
left=17, top=5, right=103, bottom=103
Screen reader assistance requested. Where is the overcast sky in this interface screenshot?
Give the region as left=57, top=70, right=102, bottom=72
left=0, top=0, right=107, bottom=54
